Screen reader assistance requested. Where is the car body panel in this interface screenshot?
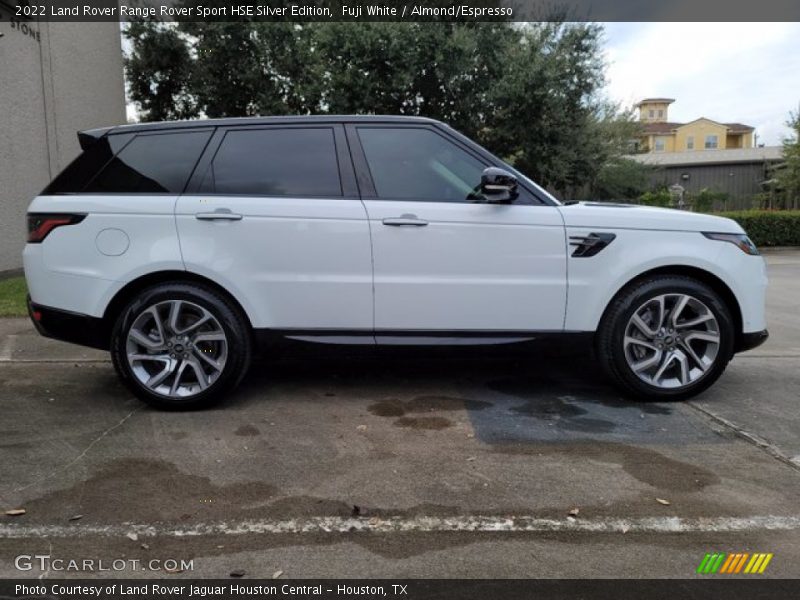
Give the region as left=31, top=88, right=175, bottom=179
left=24, top=194, right=184, bottom=318
left=22, top=116, right=768, bottom=357
left=562, top=225, right=768, bottom=334
left=558, top=202, right=744, bottom=233
left=175, top=195, right=374, bottom=330
left=363, top=200, right=567, bottom=331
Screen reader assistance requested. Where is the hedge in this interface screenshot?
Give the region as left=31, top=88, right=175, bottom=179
left=716, top=210, right=800, bottom=247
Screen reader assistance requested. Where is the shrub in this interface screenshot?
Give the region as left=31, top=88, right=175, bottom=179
left=638, top=190, right=672, bottom=207
left=716, top=210, right=800, bottom=247
left=692, top=188, right=729, bottom=213
left=591, top=158, right=651, bottom=200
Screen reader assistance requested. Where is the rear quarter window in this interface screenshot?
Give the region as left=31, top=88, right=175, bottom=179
left=85, top=131, right=212, bottom=194
left=42, top=135, right=131, bottom=195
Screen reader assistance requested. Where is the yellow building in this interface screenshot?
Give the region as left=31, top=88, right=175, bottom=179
left=634, top=98, right=754, bottom=153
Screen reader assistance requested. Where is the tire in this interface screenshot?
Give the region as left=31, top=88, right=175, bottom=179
left=111, top=283, right=252, bottom=410
left=596, top=275, right=735, bottom=401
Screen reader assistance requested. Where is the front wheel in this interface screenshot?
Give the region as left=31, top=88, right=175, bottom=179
left=111, top=283, right=251, bottom=410
left=596, top=275, right=735, bottom=401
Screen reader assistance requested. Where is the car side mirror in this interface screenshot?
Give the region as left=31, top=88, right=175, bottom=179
left=480, top=167, right=518, bottom=204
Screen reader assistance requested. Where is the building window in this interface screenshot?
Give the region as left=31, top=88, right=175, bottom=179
left=649, top=109, right=655, bottom=118
left=705, top=135, right=718, bottom=149
left=654, top=137, right=666, bottom=152
left=658, top=110, right=664, bottom=118
left=686, top=136, right=694, bottom=150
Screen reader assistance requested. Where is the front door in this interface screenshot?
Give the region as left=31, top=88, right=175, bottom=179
left=351, top=125, right=567, bottom=337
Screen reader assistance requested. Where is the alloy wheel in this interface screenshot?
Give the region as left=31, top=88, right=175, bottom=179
left=623, top=293, right=720, bottom=389
left=125, top=300, right=228, bottom=398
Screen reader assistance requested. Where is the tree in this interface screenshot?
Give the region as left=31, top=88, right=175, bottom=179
left=124, top=18, right=632, bottom=197
left=638, top=189, right=672, bottom=207
left=573, top=102, right=641, bottom=198
left=690, top=188, right=729, bottom=213
left=591, top=158, right=651, bottom=200
left=124, top=21, right=197, bottom=121
left=773, top=106, right=800, bottom=209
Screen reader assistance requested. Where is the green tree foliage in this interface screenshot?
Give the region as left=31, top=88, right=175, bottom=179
left=124, top=19, right=631, bottom=196
left=638, top=189, right=672, bottom=207
left=125, top=21, right=197, bottom=121
left=772, top=107, right=800, bottom=210
left=590, top=157, right=651, bottom=200
left=690, top=188, right=729, bottom=213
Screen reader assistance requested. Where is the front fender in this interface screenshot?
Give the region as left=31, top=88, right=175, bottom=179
left=564, top=228, right=752, bottom=332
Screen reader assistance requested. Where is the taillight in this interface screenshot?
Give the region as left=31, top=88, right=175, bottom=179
left=27, top=213, right=86, bottom=243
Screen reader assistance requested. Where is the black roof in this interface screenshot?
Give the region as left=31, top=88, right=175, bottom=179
left=81, top=114, right=444, bottom=142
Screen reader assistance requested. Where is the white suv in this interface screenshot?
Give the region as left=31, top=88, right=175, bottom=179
left=24, top=116, right=768, bottom=409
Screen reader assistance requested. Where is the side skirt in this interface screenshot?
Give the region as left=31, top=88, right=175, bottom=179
left=253, top=329, right=595, bottom=357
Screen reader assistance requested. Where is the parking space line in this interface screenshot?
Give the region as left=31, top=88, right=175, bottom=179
left=1, top=515, right=799, bottom=539
left=0, top=335, right=15, bottom=361
left=688, top=402, right=800, bottom=472
left=735, top=354, right=800, bottom=359
left=13, top=409, right=140, bottom=493
left=0, top=358, right=111, bottom=363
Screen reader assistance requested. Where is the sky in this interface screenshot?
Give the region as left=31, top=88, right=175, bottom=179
left=602, top=22, right=800, bottom=146
left=125, top=22, right=800, bottom=145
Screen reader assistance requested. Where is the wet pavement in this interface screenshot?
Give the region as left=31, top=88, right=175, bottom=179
left=0, top=250, right=798, bottom=579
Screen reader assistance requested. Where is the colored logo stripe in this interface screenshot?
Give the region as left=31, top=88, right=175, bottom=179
left=721, top=553, right=749, bottom=573
left=744, top=553, right=774, bottom=574
left=697, top=552, right=773, bottom=574
left=697, top=553, right=726, bottom=573
left=719, top=553, right=736, bottom=573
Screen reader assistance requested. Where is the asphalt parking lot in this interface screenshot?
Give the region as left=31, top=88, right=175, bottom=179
left=1, top=250, right=799, bottom=579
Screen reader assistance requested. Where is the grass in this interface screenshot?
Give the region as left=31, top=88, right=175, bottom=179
left=0, top=276, right=28, bottom=317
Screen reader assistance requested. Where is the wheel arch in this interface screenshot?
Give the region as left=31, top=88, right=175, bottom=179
left=601, top=265, right=744, bottom=348
left=99, top=270, right=254, bottom=344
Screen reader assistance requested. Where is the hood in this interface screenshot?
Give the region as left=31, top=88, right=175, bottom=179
left=557, top=202, right=743, bottom=234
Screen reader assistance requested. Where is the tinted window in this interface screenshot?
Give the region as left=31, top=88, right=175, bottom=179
left=358, top=127, right=485, bottom=201
left=202, top=128, right=342, bottom=197
left=43, top=134, right=132, bottom=194
left=85, top=131, right=211, bottom=194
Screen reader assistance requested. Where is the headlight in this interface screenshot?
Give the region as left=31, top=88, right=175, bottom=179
left=702, top=232, right=760, bottom=255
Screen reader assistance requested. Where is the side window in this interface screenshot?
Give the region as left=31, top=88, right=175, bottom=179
left=201, top=128, right=342, bottom=197
left=43, top=135, right=131, bottom=194
left=85, top=131, right=211, bottom=194
left=357, top=127, right=485, bottom=202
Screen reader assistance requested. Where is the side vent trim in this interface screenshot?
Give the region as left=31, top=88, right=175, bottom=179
left=569, top=232, right=617, bottom=258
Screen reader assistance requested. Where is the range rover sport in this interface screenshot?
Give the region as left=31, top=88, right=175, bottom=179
left=24, top=116, right=768, bottom=409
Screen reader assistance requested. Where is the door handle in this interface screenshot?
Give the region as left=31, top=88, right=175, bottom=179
left=195, top=208, right=243, bottom=221
left=382, top=214, right=428, bottom=227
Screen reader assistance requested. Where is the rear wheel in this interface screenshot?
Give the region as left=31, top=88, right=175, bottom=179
left=596, top=275, right=735, bottom=401
left=111, top=283, right=251, bottom=410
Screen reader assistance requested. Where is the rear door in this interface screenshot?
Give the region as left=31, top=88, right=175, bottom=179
left=349, top=124, right=567, bottom=337
left=176, top=124, right=374, bottom=331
